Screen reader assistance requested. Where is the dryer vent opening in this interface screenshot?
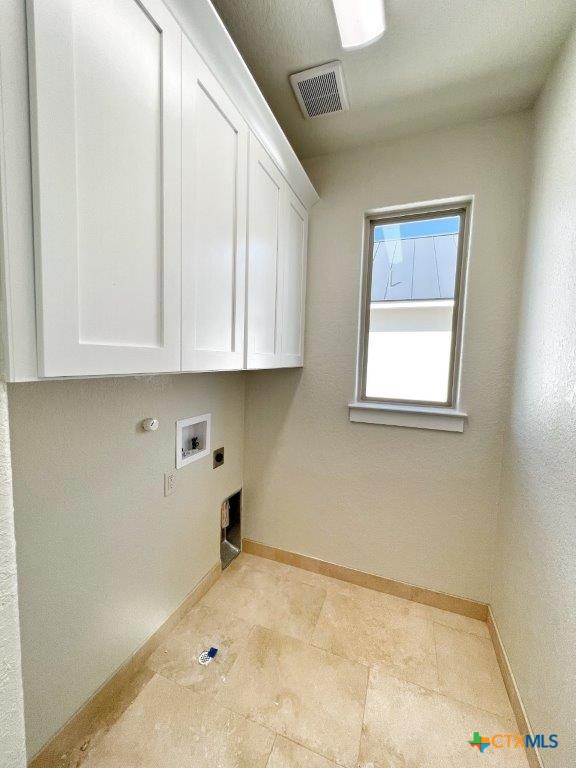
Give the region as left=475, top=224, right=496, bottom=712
left=221, top=490, right=241, bottom=570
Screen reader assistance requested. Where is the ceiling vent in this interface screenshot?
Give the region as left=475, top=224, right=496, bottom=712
left=290, top=61, right=349, bottom=119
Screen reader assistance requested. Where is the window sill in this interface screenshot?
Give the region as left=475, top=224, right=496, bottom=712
left=348, top=402, right=467, bottom=432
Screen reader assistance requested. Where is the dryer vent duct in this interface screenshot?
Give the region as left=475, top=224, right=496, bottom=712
left=290, top=61, right=349, bottom=119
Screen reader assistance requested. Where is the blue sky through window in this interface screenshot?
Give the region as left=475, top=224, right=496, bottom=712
left=374, top=215, right=460, bottom=241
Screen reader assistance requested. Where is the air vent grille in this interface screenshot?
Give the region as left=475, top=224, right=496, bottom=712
left=290, top=61, right=349, bottom=120
left=297, top=71, right=342, bottom=117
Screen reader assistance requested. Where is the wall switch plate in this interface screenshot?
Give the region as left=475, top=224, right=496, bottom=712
left=164, top=471, right=176, bottom=496
left=213, top=447, right=224, bottom=468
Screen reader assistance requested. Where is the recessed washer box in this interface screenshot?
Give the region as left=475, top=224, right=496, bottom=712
left=176, top=414, right=211, bottom=468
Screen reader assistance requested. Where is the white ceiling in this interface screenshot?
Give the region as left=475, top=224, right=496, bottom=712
left=211, top=0, right=576, bottom=158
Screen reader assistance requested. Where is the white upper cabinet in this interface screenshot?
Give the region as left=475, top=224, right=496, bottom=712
left=181, top=37, right=248, bottom=371
left=278, top=187, right=308, bottom=367
left=246, top=137, right=284, bottom=369
left=27, top=0, right=182, bottom=377
left=1, top=0, right=317, bottom=381
left=246, top=136, right=308, bottom=370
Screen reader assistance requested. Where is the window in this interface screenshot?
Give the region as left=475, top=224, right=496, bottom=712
left=351, top=200, right=471, bottom=431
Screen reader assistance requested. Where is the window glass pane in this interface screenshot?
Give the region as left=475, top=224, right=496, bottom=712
left=365, top=214, right=461, bottom=404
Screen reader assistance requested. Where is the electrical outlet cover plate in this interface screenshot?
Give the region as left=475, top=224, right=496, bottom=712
left=176, top=414, right=211, bottom=468
left=164, top=471, right=176, bottom=496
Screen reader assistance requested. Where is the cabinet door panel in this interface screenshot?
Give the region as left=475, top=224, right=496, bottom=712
left=181, top=39, right=247, bottom=371
left=279, top=188, right=307, bottom=366
left=246, top=137, right=283, bottom=369
left=28, top=0, right=181, bottom=376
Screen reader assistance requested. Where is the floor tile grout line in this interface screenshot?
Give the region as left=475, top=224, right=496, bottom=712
left=306, top=590, right=329, bottom=648
left=233, top=556, right=491, bottom=638
left=244, top=554, right=490, bottom=624
left=370, top=649, right=517, bottom=724
left=208, top=618, right=366, bottom=768
left=264, top=733, right=279, bottom=768
left=201, top=560, right=334, bottom=647
left=357, top=658, right=372, bottom=768
left=432, top=620, right=515, bottom=717
left=201, top=563, right=330, bottom=644
left=214, top=700, right=284, bottom=768
left=77, top=555, right=514, bottom=768
left=70, top=552, right=506, bottom=768
left=308, top=638, right=371, bottom=668
left=215, top=699, right=351, bottom=768
left=277, top=732, right=351, bottom=768
left=429, top=617, right=490, bottom=640
left=253, top=622, right=370, bottom=672
left=308, top=605, right=440, bottom=675
left=146, top=617, right=260, bottom=695
left=161, top=559, right=511, bottom=760
left=217, top=698, right=276, bottom=733
left=432, top=617, right=441, bottom=692
left=165, top=563, right=508, bottom=723
left=433, top=687, right=518, bottom=724
left=197, top=597, right=311, bottom=644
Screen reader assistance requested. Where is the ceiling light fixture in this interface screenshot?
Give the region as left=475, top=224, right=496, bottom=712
left=331, top=0, right=386, bottom=51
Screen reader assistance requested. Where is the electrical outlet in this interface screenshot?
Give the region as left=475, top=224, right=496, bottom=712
left=164, top=471, right=176, bottom=497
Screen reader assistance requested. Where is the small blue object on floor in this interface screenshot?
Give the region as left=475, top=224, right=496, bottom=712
left=198, top=647, right=219, bottom=666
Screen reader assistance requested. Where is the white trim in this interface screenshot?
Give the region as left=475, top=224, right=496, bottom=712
left=370, top=300, right=454, bottom=311
left=349, top=401, right=467, bottom=432
left=354, top=197, right=474, bottom=424
left=176, top=413, right=211, bottom=468
left=366, top=195, right=473, bottom=218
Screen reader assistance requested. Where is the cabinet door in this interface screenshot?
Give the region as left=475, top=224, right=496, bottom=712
left=246, top=136, right=284, bottom=369
left=278, top=187, right=308, bottom=367
left=181, top=38, right=247, bottom=371
left=28, top=0, right=182, bottom=377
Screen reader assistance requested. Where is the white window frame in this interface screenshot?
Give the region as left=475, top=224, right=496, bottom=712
left=349, top=197, right=472, bottom=432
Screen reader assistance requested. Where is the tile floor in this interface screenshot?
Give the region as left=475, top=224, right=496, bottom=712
left=77, top=553, right=529, bottom=768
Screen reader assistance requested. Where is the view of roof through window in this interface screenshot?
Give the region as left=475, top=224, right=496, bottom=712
left=371, top=215, right=460, bottom=302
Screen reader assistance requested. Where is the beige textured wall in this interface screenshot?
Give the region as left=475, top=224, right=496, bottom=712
left=491, top=27, right=576, bottom=768
left=0, top=384, right=26, bottom=768
left=8, top=373, right=245, bottom=758
left=244, top=112, right=532, bottom=602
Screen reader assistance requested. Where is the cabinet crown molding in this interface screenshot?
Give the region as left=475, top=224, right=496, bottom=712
left=165, top=0, right=318, bottom=210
